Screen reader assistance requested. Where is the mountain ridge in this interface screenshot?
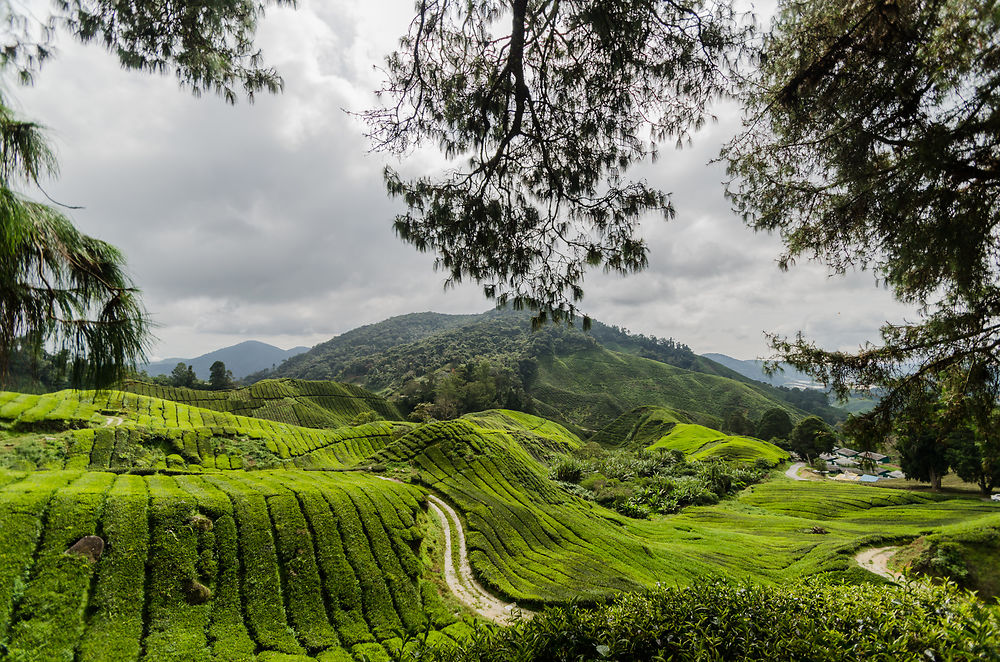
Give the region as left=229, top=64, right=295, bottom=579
left=143, top=340, right=310, bottom=380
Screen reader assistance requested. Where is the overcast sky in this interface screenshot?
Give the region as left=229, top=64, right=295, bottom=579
left=15, top=0, right=916, bottom=361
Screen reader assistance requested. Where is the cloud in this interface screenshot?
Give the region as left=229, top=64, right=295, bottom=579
left=12, top=0, right=919, bottom=360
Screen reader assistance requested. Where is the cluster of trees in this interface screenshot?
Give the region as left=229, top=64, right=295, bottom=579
left=397, top=361, right=532, bottom=422
left=880, top=365, right=1000, bottom=495
left=135, top=361, right=235, bottom=391
left=725, top=407, right=837, bottom=464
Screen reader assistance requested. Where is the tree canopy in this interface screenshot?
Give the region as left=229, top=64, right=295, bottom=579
left=725, top=0, right=1000, bottom=430
left=367, top=0, right=751, bottom=322
left=0, top=0, right=289, bottom=388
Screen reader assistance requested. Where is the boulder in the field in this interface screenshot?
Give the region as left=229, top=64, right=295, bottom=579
left=185, top=579, right=212, bottom=604
left=66, top=536, right=104, bottom=563
left=190, top=513, right=213, bottom=532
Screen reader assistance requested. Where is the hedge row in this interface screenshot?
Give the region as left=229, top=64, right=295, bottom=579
left=4, top=471, right=116, bottom=662
left=76, top=474, right=149, bottom=662
left=141, top=475, right=212, bottom=662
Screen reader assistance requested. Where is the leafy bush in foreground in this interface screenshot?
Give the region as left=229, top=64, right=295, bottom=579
left=419, top=580, right=1000, bottom=661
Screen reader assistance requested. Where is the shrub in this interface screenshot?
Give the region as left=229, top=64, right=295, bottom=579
left=551, top=458, right=583, bottom=483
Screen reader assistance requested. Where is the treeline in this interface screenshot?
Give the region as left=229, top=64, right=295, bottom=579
left=395, top=360, right=533, bottom=421
left=132, top=361, right=236, bottom=391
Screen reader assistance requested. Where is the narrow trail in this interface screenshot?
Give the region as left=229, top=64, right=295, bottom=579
left=372, top=475, right=529, bottom=623
left=427, top=494, right=530, bottom=624
left=855, top=546, right=904, bottom=582
left=785, top=462, right=814, bottom=481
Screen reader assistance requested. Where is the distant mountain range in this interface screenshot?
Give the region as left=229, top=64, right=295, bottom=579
left=142, top=340, right=310, bottom=380
left=700, top=353, right=824, bottom=389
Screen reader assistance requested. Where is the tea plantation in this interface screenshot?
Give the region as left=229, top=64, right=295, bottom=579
left=0, top=385, right=998, bottom=660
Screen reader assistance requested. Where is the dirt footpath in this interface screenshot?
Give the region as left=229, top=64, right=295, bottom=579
left=855, top=546, right=904, bottom=582
left=427, top=494, right=530, bottom=624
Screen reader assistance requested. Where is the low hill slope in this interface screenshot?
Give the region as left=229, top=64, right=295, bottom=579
left=0, top=469, right=475, bottom=662
left=0, top=389, right=409, bottom=472
left=588, top=406, right=687, bottom=447
left=533, top=347, right=804, bottom=434
left=366, top=415, right=997, bottom=605
left=120, top=378, right=402, bottom=429
left=646, top=423, right=789, bottom=465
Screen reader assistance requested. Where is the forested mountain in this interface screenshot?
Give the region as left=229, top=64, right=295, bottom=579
left=262, top=309, right=847, bottom=435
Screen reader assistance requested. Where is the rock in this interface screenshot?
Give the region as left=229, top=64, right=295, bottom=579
left=66, top=536, right=104, bottom=563
left=185, top=579, right=212, bottom=604
left=190, top=513, right=213, bottom=532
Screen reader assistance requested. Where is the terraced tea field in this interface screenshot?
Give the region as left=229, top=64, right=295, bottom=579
left=0, top=469, right=480, bottom=662
left=121, top=379, right=401, bottom=429
left=646, top=423, right=788, bottom=464
left=0, top=389, right=410, bottom=472
left=370, top=414, right=999, bottom=605
left=1, top=385, right=998, bottom=660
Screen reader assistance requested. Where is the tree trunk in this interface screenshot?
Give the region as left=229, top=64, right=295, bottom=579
left=929, top=467, right=941, bottom=492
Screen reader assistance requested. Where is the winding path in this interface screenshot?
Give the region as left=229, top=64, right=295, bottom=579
left=855, top=546, right=904, bottom=582
left=427, top=494, right=529, bottom=623
left=785, top=462, right=811, bottom=481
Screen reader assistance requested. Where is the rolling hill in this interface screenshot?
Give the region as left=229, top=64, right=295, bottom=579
left=266, top=309, right=846, bottom=435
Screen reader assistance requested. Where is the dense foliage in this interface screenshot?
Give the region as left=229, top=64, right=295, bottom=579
left=552, top=444, right=771, bottom=518
left=726, top=0, right=1000, bottom=445
left=420, top=580, right=1000, bottom=661
left=366, top=0, right=750, bottom=321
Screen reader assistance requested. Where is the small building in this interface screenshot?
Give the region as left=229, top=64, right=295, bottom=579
left=859, top=474, right=879, bottom=483
left=857, top=450, right=890, bottom=464
left=886, top=470, right=905, bottom=480
left=831, top=457, right=859, bottom=468
left=835, top=447, right=860, bottom=458
left=819, top=452, right=838, bottom=462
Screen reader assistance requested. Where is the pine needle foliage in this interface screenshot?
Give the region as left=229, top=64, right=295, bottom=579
left=0, top=97, right=150, bottom=389
left=725, top=0, right=1000, bottom=432
left=366, top=0, right=752, bottom=323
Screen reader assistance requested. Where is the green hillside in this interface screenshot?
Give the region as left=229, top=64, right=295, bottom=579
left=266, top=309, right=830, bottom=434
left=369, top=413, right=998, bottom=605
left=645, top=423, right=789, bottom=465
left=533, top=346, right=806, bottom=435
left=120, top=378, right=402, bottom=429
left=0, top=388, right=997, bottom=659
left=0, top=389, right=409, bottom=472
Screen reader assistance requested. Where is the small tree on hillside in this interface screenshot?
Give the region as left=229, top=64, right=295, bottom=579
left=789, top=416, right=834, bottom=464
left=756, top=408, right=793, bottom=442
left=724, top=410, right=754, bottom=436
left=209, top=361, right=234, bottom=390
left=170, top=363, right=196, bottom=388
